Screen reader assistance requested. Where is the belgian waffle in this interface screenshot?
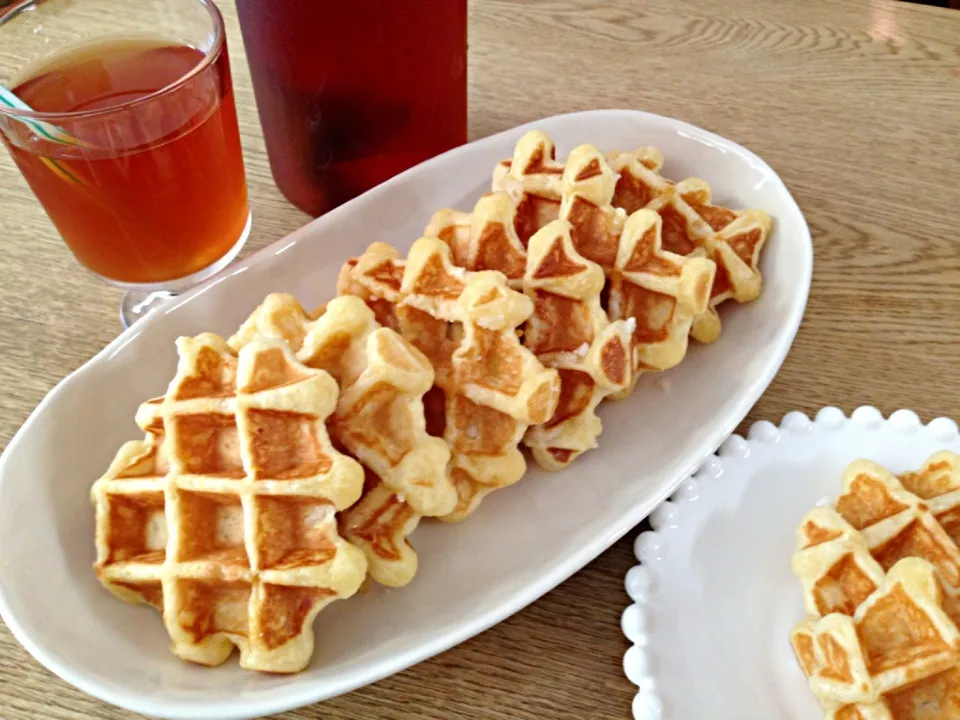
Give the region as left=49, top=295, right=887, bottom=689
left=608, top=208, right=717, bottom=396
left=438, top=142, right=718, bottom=402
left=92, top=333, right=366, bottom=672
left=607, top=148, right=771, bottom=343
left=491, top=130, right=771, bottom=345
left=791, top=453, right=960, bottom=716
left=427, top=197, right=637, bottom=467
left=556, top=147, right=716, bottom=394
left=521, top=219, right=633, bottom=469
left=339, top=236, right=560, bottom=520
left=792, top=557, right=960, bottom=707
left=228, top=293, right=454, bottom=587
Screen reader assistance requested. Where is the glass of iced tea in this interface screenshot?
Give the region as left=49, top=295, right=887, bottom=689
left=235, top=0, right=467, bottom=216
left=0, top=0, right=249, bottom=327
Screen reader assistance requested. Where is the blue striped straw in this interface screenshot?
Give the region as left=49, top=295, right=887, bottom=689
left=0, top=85, right=83, bottom=145
left=0, top=84, right=86, bottom=184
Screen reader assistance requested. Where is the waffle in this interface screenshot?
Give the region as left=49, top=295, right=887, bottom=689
left=92, top=333, right=367, bottom=672
left=608, top=208, right=716, bottom=395
left=834, top=457, right=960, bottom=625
left=791, top=453, right=960, bottom=714
left=475, top=141, right=719, bottom=400
left=521, top=219, right=633, bottom=469
left=792, top=507, right=885, bottom=618
left=492, top=130, right=771, bottom=344
left=559, top=146, right=715, bottom=395
left=228, top=293, right=455, bottom=587
left=826, top=665, right=960, bottom=719
left=425, top=191, right=527, bottom=287
left=494, top=139, right=717, bottom=391
left=426, top=182, right=640, bottom=465
left=607, top=148, right=771, bottom=343
left=791, top=557, right=960, bottom=707
left=339, top=236, right=560, bottom=520
left=492, top=129, right=564, bottom=245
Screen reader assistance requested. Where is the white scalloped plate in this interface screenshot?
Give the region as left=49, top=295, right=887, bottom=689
left=0, top=110, right=810, bottom=720
left=621, top=406, right=960, bottom=719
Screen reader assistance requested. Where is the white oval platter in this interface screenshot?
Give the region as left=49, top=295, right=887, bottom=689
left=0, top=110, right=810, bottom=719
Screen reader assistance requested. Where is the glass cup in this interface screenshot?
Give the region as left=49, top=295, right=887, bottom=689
left=235, top=0, right=467, bottom=217
left=0, top=0, right=250, bottom=327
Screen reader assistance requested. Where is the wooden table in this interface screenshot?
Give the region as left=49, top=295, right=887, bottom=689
left=2, top=0, right=959, bottom=717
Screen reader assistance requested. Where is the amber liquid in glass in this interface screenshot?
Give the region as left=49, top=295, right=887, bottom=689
left=5, top=38, right=248, bottom=284
left=236, top=0, right=467, bottom=216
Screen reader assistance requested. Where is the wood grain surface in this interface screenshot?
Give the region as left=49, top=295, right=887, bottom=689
left=2, top=0, right=959, bottom=718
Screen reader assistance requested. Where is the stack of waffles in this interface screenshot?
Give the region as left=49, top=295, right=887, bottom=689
left=337, top=237, right=562, bottom=511
left=790, top=453, right=960, bottom=718
left=91, top=128, right=773, bottom=674
left=91, top=281, right=562, bottom=672
left=420, top=129, right=770, bottom=467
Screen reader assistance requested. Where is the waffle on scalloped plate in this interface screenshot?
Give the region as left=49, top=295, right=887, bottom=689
left=791, top=452, right=960, bottom=718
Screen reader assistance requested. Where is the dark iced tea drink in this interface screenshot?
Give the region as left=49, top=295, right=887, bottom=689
left=236, top=0, right=468, bottom=216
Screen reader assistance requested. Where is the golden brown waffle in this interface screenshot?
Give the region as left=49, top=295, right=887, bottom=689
left=558, top=146, right=715, bottom=395
left=339, top=236, right=560, bottom=521
left=791, top=557, right=960, bottom=707
left=792, top=507, right=885, bottom=618
left=791, top=453, right=960, bottom=714
left=425, top=192, right=527, bottom=287
left=459, top=141, right=718, bottom=400
left=826, top=665, right=960, bottom=719
left=426, top=191, right=641, bottom=465
left=492, top=130, right=564, bottom=246
left=499, top=140, right=717, bottom=390
left=521, top=219, right=633, bottom=469
left=607, top=149, right=771, bottom=343
left=228, top=293, right=455, bottom=587
left=91, top=333, right=367, bottom=672
left=608, top=209, right=716, bottom=395
left=834, top=457, right=960, bottom=625
left=492, top=130, right=771, bottom=345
